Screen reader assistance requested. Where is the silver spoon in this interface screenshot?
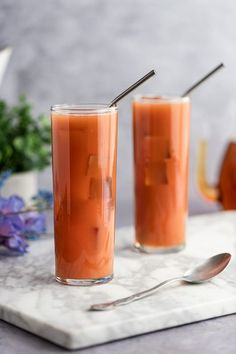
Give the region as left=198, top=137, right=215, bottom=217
left=89, top=253, right=231, bottom=311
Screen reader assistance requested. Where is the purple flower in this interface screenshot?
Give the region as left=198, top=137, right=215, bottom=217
left=0, top=215, right=24, bottom=236
left=0, top=194, right=48, bottom=255
left=0, top=234, right=28, bottom=255
left=0, top=195, right=25, bottom=214
left=0, top=214, right=28, bottom=255
left=22, top=212, right=46, bottom=239
left=0, top=196, right=28, bottom=254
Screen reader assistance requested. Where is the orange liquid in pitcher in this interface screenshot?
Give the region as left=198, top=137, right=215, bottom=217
left=51, top=110, right=117, bottom=280
left=133, top=97, right=190, bottom=249
left=219, top=142, right=236, bottom=210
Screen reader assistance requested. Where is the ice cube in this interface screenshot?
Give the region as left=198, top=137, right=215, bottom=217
left=86, top=154, right=99, bottom=177
left=86, top=154, right=110, bottom=177
left=143, top=136, right=170, bottom=162
left=104, top=199, right=115, bottom=224
left=89, top=176, right=113, bottom=201
left=165, top=158, right=178, bottom=186
left=91, top=226, right=109, bottom=252
left=104, top=176, right=112, bottom=200
left=89, top=178, right=102, bottom=199
left=144, top=162, right=168, bottom=186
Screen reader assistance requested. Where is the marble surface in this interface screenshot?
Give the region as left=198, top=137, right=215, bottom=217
left=0, top=212, right=236, bottom=350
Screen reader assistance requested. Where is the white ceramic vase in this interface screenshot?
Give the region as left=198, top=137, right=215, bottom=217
left=1, top=171, right=38, bottom=204
left=0, top=47, right=12, bottom=87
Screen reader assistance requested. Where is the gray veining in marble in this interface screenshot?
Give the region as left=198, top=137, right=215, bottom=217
left=0, top=212, right=236, bottom=349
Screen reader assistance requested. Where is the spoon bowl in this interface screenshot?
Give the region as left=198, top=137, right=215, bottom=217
left=183, top=253, right=231, bottom=284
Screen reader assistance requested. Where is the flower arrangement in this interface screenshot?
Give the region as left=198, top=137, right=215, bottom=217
left=0, top=95, right=53, bottom=256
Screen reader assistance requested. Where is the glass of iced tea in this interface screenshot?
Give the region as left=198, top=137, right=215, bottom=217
left=132, top=95, right=190, bottom=253
left=51, top=104, right=118, bottom=285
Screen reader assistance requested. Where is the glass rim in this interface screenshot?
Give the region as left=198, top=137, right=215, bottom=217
left=133, top=95, right=190, bottom=103
left=51, top=104, right=118, bottom=115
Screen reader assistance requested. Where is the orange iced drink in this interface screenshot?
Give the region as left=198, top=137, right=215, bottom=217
left=51, top=104, right=118, bottom=285
left=133, top=96, right=190, bottom=253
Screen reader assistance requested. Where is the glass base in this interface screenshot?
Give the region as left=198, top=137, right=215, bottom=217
left=55, top=274, right=113, bottom=286
left=134, top=242, right=185, bottom=254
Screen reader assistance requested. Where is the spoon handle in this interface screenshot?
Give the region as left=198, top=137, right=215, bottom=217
left=89, top=276, right=184, bottom=311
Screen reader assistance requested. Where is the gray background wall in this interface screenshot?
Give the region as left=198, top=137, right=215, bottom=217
left=1, top=0, right=236, bottom=225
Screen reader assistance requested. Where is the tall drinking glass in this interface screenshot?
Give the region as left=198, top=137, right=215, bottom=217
left=51, top=104, right=118, bottom=285
left=132, top=96, right=190, bottom=253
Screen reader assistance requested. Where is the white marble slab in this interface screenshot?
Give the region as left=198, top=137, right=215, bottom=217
left=0, top=211, right=236, bottom=350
